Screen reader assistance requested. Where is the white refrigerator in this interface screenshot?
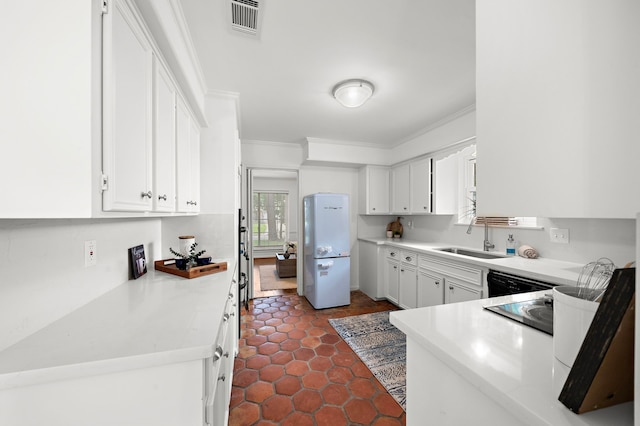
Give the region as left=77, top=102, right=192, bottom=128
left=303, top=193, right=351, bottom=309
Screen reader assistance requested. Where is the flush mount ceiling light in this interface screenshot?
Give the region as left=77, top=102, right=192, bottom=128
left=332, top=79, right=374, bottom=108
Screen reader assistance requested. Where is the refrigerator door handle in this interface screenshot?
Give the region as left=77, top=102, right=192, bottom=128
left=318, top=261, right=334, bottom=270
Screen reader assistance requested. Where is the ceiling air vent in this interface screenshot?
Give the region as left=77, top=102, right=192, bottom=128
left=230, top=0, right=262, bottom=36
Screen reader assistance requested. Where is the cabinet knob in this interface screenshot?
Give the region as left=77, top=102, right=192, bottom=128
left=140, top=191, right=152, bottom=199
left=423, top=206, right=427, bottom=210
left=372, top=207, right=376, bottom=211
left=405, top=256, right=412, bottom=262
left=218, top=374, right=226, bottom=382
left=435, top=281, right=440, bottom=286
left=449, top=286, right=454, bottom=290
left=223, top=313, right=230, bottom=322
left=400, top=269, right=405, bottom=272
left=214, top=345, right=223, bottom=361
left=393, top=265, right=398, bottom=269
left=390, top=252, right=396, bottom=257
left=158, top=194, right=167, bottom=201
left=403, top=207, right=407, bottom=210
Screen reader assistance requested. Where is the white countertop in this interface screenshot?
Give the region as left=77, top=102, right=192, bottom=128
left=390, top=292, right=633, bottom=425
left=359, top=237, right=585, bottom=286
left=0, top=263, right=235, bottom=390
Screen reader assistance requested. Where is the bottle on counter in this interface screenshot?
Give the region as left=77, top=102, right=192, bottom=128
left=506, top=234, right=516, bottom=256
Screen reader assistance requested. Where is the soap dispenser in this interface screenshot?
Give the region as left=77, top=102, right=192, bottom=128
left=506, top=234, right=516, bottom=256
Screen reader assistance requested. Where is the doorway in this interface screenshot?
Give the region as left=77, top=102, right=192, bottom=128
left=243, top=168, right=300, bottom=299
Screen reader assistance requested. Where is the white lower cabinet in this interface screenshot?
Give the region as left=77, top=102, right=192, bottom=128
left=445, top=278, right=482, bottom=304
left=358, top=241, right=386, bottom=300
left=399, top=264, right=417, bottom=309
left=418, top=254, right=485, bottom=305
left=386, top=257, right=400, bottom=305
left=417, top=269, right=444, bottom=308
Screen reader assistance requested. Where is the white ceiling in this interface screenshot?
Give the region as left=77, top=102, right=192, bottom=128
left=180, top=0, right=476, bottom=147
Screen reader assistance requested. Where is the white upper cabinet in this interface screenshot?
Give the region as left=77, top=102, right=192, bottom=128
left=0, top=1, right=98, bottom=218
left=102, top=0, right=154, bottom=212
left=477, top=0, right=640, bottom=218
left=176, top=96, right=200, bottom=213
left=358, top=166, right=390, bottom=214
left=391, top=163, right=411, bottom=214
left=152, top=56, right=177, bottom=212
left=410, top=158, right=432, bottom=214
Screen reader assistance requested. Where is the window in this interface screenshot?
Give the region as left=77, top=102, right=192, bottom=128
left=252, top=191, right=288, bottom=248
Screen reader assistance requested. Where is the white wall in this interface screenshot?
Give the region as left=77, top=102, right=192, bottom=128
left=0, top=218, right=161, bottom=351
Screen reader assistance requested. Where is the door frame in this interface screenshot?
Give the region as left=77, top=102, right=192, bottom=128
left=243, top=167, right=300, bottom=299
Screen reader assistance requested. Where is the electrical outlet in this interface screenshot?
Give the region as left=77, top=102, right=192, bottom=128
left=85, top=240, right=97, bottom=266
left=550, top=228, right=569, bottom=244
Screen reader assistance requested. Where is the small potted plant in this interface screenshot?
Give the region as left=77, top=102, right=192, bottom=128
left=170, top=242, right=208, bottom=270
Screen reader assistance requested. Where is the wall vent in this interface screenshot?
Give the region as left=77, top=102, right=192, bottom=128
left=230, top=0, right=261, bottom=36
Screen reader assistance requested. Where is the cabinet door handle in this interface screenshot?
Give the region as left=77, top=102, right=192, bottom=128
left=435, top=281, right=440, bottom=287
left=390, top=252, right=397, bottom=257
left=393, top=265, right=397, bottom=270
left=403, top=207, right=407, bottom=210
left=223, top=313, right=230, bottom=322
left=423, top=206, right=428, bottom=210
left=400, top=269, right=405, bottom=272
left=405, top=256, right=412, bottom=262
left=158, top=194, right=167, bottom=201
left=140, top=191, right=152, bottom=199
left=218, top=374, right=226, bottom=382
left=449, top=286, right=454, bottom=290
left=372, top=207, right=376, bottom=211
left=214, top=345, right=223, bottom=361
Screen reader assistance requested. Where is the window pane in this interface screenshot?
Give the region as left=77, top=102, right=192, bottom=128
left=252, top=191, right=288, bottom=248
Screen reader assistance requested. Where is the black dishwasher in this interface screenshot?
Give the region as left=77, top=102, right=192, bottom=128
left=487, top=270, right=557, bottom=297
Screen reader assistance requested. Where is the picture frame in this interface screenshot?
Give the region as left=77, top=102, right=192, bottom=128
left=129, top=244, right=147, bottom=279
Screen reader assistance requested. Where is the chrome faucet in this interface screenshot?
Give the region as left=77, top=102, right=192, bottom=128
left=483, top=221, right=495, bottom=252
left=466, top=217, right=495, bottom=252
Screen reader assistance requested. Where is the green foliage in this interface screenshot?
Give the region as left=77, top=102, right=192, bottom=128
left=170, top=242, right=206, bottom=266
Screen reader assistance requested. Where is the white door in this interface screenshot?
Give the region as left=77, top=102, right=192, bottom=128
left=102, top=0, right=153, bottom=211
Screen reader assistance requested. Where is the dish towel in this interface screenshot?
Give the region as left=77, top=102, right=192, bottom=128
left=518, top=245, right=539, bottom=259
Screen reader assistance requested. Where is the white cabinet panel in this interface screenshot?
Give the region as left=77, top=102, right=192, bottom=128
left=152, top=56, right=177, bottom=212
left=358, top=241, right=385, bottom=300
left=477, top=1, right=640, bottom=218
left=358, top=166, right=390, bottom=214
left=391, top=163, right=410, bottom=214
left=386, top=258, right=400, bottom=305
left=176, top=96, right=200, bottom=213
left=399, top=264, right=417, bottom=309
left=417, top=269, right=444, bottom=308
left=410, top=158, right=432, bottom=214
left=445, top=279, right=481, bottom=304
left=102, top=0, right=153, bottom=212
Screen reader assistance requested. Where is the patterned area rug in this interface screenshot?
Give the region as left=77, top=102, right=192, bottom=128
left=329, top=311, right=406, bottom=410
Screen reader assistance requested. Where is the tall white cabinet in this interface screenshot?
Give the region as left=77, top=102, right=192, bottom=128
left=102, top=0, right=154, bottom=212
left=152, top=57, right=177, bottom=212
left=176, top=97, right=201, bottom=213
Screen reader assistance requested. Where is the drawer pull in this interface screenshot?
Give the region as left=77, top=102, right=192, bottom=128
left=405, top=256, right=412, bottom=262
left=158, top=194, right=167, bottom=201
left=223, top=313, right=230, bottom=322
left=218, top=374, right=226, bottom=382
left=140, top=191, right=152, bottom=199
left=435, top=281, right=440, bottom=287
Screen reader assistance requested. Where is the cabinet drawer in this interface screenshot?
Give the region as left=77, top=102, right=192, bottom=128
left=386, top=248, right=400, bottom=260
left=400, top=250, right=417, bottom=266
left=419, top=255, right=483, bottom=287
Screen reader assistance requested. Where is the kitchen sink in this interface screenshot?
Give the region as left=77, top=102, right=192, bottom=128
left=436, top=247, right=506, bottom=260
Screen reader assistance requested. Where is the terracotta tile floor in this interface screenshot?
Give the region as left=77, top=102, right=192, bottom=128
left=229, top=290, right=406, bottom=425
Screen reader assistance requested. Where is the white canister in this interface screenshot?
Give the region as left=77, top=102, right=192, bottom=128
left=553, top=286, right=600, bottom=368
left=178, top=235, right=196, bottom=256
